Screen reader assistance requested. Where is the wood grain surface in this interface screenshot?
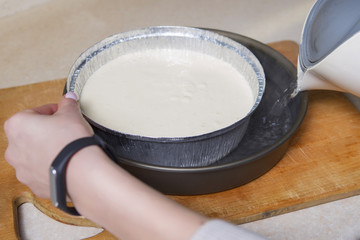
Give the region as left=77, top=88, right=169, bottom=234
left=1, top=41, right=360, bottom=239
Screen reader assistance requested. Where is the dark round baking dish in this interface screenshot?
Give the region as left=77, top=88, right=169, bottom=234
left=64, top=29, right=308, bottom=195
left=115, top=30, right=307, bottom=195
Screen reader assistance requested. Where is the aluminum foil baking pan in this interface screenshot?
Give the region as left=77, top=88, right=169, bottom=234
left=66, top=26, right=265, bottom=167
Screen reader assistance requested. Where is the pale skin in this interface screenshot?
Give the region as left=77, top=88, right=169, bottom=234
left=4, top=92, right=207, bottom=240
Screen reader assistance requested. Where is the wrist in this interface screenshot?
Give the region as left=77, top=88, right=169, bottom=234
left=65, top=143, right=112, bottom=215
left=50, top=134, right=116, bottom=215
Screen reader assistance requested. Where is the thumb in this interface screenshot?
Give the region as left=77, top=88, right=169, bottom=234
left=57, top=92, right=94, bottom=134
left=57, top=92, right=81, bottom=114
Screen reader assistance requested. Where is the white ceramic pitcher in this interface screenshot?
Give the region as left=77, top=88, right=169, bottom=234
left=295, top=0, right=360, bottom=98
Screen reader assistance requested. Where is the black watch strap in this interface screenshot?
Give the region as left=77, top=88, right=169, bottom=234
left=49, top=134, right=117, bottom=216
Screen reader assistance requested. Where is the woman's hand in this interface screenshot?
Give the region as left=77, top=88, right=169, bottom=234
left=4, top=92, right=93, bottom=198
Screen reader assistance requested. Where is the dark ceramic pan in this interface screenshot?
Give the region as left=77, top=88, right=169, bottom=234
left=64, top=29, right=308, bottom=195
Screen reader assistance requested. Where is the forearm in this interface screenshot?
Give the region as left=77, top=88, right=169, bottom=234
left=66, top=146, right=207, bottom=240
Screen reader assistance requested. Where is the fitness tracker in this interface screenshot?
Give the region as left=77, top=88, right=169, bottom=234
left=49, top=134, right=118, bottom=215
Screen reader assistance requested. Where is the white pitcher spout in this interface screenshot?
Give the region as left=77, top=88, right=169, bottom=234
left=294, top=32, right=360, bottom=98
left=292, top=65, right=343, bottom=98
left=295, top=67, right=345, bottom=93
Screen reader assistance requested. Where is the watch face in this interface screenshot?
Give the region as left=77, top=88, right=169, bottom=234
left=49, top=166, right=59, bottom=207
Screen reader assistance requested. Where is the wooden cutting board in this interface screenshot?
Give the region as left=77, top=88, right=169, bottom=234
left=1, top=41, right=360, bottom=239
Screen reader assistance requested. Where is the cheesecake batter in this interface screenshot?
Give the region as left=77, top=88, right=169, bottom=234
left=80, top=49, right=254, bottom=138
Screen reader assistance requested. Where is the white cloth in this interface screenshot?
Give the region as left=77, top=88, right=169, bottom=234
left=191, top=220, right=268, bottom=240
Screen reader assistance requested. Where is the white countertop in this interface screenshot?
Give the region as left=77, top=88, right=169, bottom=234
left=2, top=0, right=360, bottom=239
